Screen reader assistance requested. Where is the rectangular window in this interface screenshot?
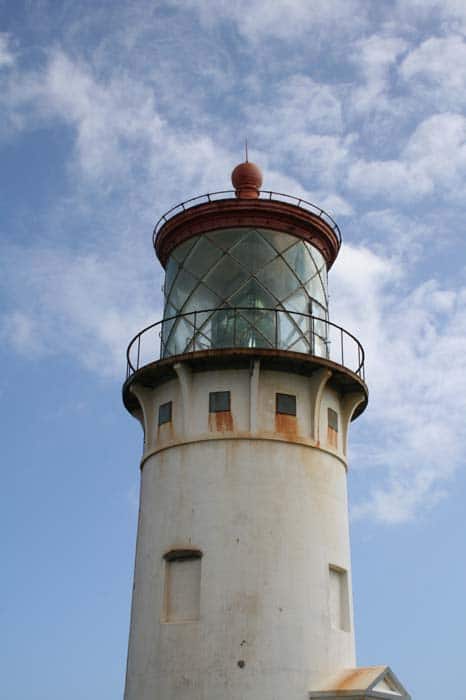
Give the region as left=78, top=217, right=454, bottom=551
left=209, top=390, right=230, bottom=413
left=163, top=550, right=202, bottom=622
left=327, top=408, right=338, bottom=448
left=329, top=565, right=350, bottom=632
left=276, top=393, right=296, bottom=416
left=158, top=401, right=172, bottom=426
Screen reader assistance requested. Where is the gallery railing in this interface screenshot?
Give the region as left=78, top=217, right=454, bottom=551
left=153, top=190, right=341, bottom=247
left=126, top=307, right=365, bottom=381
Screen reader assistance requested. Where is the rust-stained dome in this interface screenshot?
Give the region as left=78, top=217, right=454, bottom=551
left=231, top=160, right=263, bottom=198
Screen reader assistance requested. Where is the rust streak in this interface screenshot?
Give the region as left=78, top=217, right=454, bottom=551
left=275, top=413, right=298, bottom=440
left=157, top=422, right=175, bottom=442
left=334, top=668, right=375, bottom=691
left=209, top=410, right=234, bottom=433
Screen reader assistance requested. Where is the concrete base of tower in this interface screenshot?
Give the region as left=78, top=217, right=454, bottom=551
left=124, top=439, right=356, bottom=700
left=123, top=351, right=368, bottom=700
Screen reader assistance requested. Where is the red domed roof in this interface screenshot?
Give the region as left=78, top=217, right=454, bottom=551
left=231, top=161, right=263, bottom=198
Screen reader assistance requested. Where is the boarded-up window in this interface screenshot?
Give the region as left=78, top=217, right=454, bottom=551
left=329, top=565, right=350, bottom=631
left=209, top=391, right=230, bottom=412
left=276, top=393, right=296, bottom=416
left=327, top=408, right=338, bottom=448
left=158, top=401, right=172, bottom=426
left=163, top=550, right=202, bottom=622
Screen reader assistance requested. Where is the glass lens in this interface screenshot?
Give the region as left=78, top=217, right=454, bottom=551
left=229, top=229, right=276, bottom=273
left=183, top=283, right=222, bottom=313
left=283, top=242, right=317, bottom=284
left=184, top=236, right=224, bottom=279
left=256, top=256, right=300, bottom=302
left=164, top=257, right=179, bottom=298
left=172, top=237, right=198, bottom=263
left=167, top=267, right=199, bottom=311
left=206, top=228, right=246, bottom=251
left=229, top=279, right=276, bottom=309
left=204, top=257, right=249, bottom=301
left=259, top=229, right=297, bottom=252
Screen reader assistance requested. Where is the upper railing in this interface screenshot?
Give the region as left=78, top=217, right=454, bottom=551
left=152, top=190, right=342, bottom=248
left=125, top=307, right=365, bottom=382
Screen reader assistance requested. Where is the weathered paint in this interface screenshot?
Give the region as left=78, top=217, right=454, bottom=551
left=124, top=364, right=364, bottom=700
left=209, top=410, right=234, bottom=433
left=274, top=412, right=298, bottom=439
left=309, top=664, right=411, bottom=699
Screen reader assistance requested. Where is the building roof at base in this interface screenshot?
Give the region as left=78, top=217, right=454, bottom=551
left=309, top=666, right=410, bottom=700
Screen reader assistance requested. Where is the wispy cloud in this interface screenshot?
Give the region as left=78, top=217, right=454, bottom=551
left=348, top=112, right=466, bottom=201
left=0, top=33, right=15, bottom=68
left=333, top=244, right=466, bottom=523
left=2, top=1, right=466, bottom=526
left=174, top=0, right=368, bottom=42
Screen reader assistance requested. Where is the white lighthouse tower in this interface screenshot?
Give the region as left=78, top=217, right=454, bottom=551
left=122, top=161, right=411, bottom=700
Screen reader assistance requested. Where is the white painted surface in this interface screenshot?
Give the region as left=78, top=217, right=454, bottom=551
left=164, top=557, right=202, bottom=622
left=124, top=365, right=364, bottom=700
left=328, top=566, right=350, bottom=632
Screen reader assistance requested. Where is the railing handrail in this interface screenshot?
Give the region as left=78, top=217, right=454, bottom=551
left=152, top=190, right=342, bottom=249
left=125, top=307, right=364, bottom=381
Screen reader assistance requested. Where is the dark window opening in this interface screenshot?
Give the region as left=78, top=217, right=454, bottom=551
left=328, top=408, right=338, bottom=431
left=209, top=391, right=231, bottom=413
left=158, top=401, right=172, bottom=425
left=164, top=548, right=203, bottom=562
left=276, top=393, right=296, bottom=416
left=327, top=407, right=338, bottom=448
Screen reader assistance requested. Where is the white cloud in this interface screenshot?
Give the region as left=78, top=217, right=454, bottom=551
left=0, top=46, right=241, bottom=206
left=395, top=0, right=466, bottom=36
left=174, top=0, right=367, bottom=42
left=358, top=208, right=433, bottom=262
left=246, top=75, right=343, bottom=137
left=243, top=75, right=353, bottom=193
left=2, top=17, right=466, bottom=529
left=332, top=244, right=466, bottom=523
left=2, top=311, right=44, bottom=356
left=348, top=112, right=466, bottom=201
left=351, top=34, right=407, bottom=115
left=401, top=36, right=466, bottom=105
left=0, top=243, right=159, bottom=377
left=0, top=34, right=14, bottom=69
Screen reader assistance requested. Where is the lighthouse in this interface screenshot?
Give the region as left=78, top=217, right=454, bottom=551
left=122, top=161, right=411, bottom=700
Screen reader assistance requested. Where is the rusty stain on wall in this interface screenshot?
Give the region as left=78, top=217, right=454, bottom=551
left=275, top=413, right=298, bottom=440
left=157, top=422, right=175, bottom=443
left=327, top=426, right=337, bottom=448
left=209, top=410, right=234, bottom=432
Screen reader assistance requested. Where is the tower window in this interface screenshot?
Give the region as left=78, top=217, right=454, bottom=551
left=329, top=565, right=350, bottom=632
left=158, top=401, right=172, bottom=426
left=163, top=550, right=202, bottom=623
left=327, top=408, right=338, bottom=448
left=209, top=391, right=230, bottom=412
left=276, top=393, right=296, bottom=416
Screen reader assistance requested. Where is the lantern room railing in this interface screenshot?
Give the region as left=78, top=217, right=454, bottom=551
left=125, top=307, right=365, bottom=381
left=152, top=190, right=342, bottom=248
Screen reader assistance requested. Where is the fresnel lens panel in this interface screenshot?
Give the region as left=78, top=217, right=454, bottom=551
left=161, top=227, right=328, bottom=357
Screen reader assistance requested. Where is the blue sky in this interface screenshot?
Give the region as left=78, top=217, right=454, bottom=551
left=2, top=1, right=466, bottom=698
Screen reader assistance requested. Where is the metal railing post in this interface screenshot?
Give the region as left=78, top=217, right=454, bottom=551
left=137, top=335, right=141, bottom=370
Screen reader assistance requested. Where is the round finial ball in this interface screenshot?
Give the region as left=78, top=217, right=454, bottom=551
left=231, top=161, right=263, bottom=197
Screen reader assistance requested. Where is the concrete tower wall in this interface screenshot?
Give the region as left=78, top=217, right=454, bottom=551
left=124, top=363, right=364, bottom=700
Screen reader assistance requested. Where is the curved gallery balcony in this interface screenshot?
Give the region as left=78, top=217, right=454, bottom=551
left=153, top=190, right=342, bottom=245
left=125, top=306, right=365, bottom=381
left=153, top=191, right=341, bottom=270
